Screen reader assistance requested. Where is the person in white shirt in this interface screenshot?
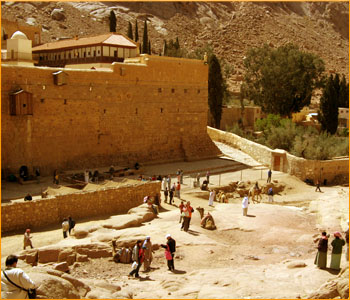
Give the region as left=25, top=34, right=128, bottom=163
left=208, top=190, right=215, bottom=206
left=62, top=218, right=69, bottom=238
left=1, top=255, right=35, bottom=299
left=242, top=195, right=249, bottom=216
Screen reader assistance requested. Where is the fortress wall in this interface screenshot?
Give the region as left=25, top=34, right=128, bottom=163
left=2, top=55, right=220, bottom=176
left=1, top=181, right=160, bottom=233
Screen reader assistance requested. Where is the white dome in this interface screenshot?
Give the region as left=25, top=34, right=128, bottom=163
left=11, top=31, right=28, bottom=40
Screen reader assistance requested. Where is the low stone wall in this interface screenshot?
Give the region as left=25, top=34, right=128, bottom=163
left=208, top=127, right=349, bottom=184
left=1, top=181, right=160, bottom=233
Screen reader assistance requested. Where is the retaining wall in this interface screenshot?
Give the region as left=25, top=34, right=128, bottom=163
left=1, top=181, right=160, bottom=233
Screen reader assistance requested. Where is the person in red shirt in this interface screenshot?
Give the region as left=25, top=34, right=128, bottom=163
left=129, top=240, right=144, bottom=278
left=179, top=201, right=185, bottom=224
left=176, top=182, right=181, bottom=199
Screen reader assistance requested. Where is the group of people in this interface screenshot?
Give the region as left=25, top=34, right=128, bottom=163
left=162, top=175, right=181, bottom=204
left=314, top=225, right=349, bottom=270
left=179, top=201, right=194, bottom=232
left=129, top=234, right=176, bottom=278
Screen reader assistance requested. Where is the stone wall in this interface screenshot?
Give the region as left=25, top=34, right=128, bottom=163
left=219, top=106, right=262, bottom=130
left=2, top=55, right=220, bottom=176
left=208, top=127, right=349, bottom=183
left=1, top=181, right=160, bottom=233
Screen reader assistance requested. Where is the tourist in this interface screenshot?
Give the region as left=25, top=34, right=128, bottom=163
left=62, top=218, right=69, bottom=239
left=169, top=188, right=174, bottom=205
left=267, top=187, right=274, bottom=202
left=267, top=169, right=272, bottom=183
left=161, top=234, right=176, bottom=271
left=142, top=236, right=153, bottom=272
left=208, top=189, right=215, bottom=206
left=157, top=175, right=162, bottom=181
left=196, top=173, right=200, bottom=187
left=129, top=240, right=144, bottom=278
left=206, top=171, right=210, bottom=183
left=315, top=180, right=322, bottom=192
left=143, top=195, right=149, bottom=203
left=68, top=216, right=76, bottom=236
left=314, top=232, right=328, bottom=269
left=345, top=220, right=349, bottom=261
left=175, top=182, right=181, bottom=199
left=23, top=229, right=33, bottom=250
left=330, top=232, right=346, bottom=270
left=176, top=169, right=181, bottom=183
left=180, top=169, right=184, bottom=184
left=242, top=194, right=249, bottom=216
left=167, top=175, right=171, bottom=190
left=134, top=162, right=140, bottom=170
left=164, top=187, right=169, bottom=203
left=182, top=201, right=194, bottom=232
left=93, top=170, right=99, bottom=183
left=1, top=255, right=36, bottom=299
left=162, top=177, right=167, bottom=191
left=24, top=193, right=32, bottom=201
left=179, top=201, right=185, bottom=224
left=84, top=170, right=89, bottom=183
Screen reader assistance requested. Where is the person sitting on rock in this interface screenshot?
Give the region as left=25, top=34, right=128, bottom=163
left=200, top=212, right=216, bottom=230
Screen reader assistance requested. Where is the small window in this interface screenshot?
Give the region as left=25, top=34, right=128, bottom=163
left=135, top=108, right=138, bottom=115
left=161, top=108, right=163, bottom=113
left=158, top=88, right=162, bottom=93
left=184, top=89, right=187, bottom=93
left=197, top=89, right=200, bottom=94
left=64, top=99, right=67, bottom=105
left=171, top=88, right=175, bottom=93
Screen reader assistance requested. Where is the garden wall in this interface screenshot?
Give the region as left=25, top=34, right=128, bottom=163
left=1, top=181, right=160, bottom=233
left=208, top=127, right=349, bottom=184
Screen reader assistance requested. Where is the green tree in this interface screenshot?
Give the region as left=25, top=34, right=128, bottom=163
left=318, top=74, right=341, bottom=134
left=241, top=43, right=325, bottom=117
left=142, top=20, right=148, bottom=54
left=174, top=37, right=180, bottom=50
left=134, top=20, right=139, bottom=42
left=109, top=10, right=116, bottom=32
left=148, top=40, right=151, bottom=55
left=208, top=54, right=224, bottom=128
left=338, top=75, right=349, bottom=108
left=163, top=39, right=167, bottom=56
left=127, top=21, right=133, bottom=40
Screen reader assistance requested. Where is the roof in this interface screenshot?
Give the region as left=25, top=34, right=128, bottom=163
left=32, top=33, right=137, bottom=52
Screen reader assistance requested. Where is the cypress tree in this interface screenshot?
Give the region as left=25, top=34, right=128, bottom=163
left=148, top=40, right=151, bottom=55
left=127, top=21, right=133, bottom=40
left=134, top=20, right=139, bottom=42
left=208, top=54, right=224, bottom=128
left=318, top=74, right=340, bottom=134
left=175, top=37, right=180, bottom=50
left=338, top=75, right=349, bottom=108
left=109, top=11, right=116, bottom=32
left=163, top=39, right=167, bottom=56
left=142, top=20, right=148, bottom=54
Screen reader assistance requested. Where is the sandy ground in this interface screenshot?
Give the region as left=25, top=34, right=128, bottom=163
left=1, top=142, right=349, bottom=298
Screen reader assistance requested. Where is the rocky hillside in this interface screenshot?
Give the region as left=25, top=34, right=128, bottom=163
left=2, top=1, right=349, bottom=94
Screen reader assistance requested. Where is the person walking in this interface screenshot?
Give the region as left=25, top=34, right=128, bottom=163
left=314, top=232, right=328, bottom=269
left=68, top=216, right=76, bottom=236
left=175, top=182, right=181, bottom=199
left=23, top=229, right=33, bottom=250
left=196, top=173, right=200, bottom=187
left=180, top=169, right=184, bottom=184
left=142, top=236, right=153, bottom=272
left=267, top=169, right=272, bottom=183
left=161, top=234, right=176, bottom=271
left=242, top=194, right=249, bottom=216
left=162, top=177, right=167, bottom=191
left=208, top=190, right=215, bottom=206
left=62, top=218, right=69, bottom=239
left=164, top=187, right=169, bottom=203
left=84, top=170, right=89, bottom=183
left=167, top=175, right=171, bottom=190
left=129, top=240, right=144, bottom=278
left=330, top=232, right=346, bottom=270
left=53, top=169, right=59, bottom=184
left=182, top=201, right=194, bottom=232
left=169, top=188, right=174, bottom=205
left=179, top=201, right=185, bottom=224
left=315, top=180, right=322, bottom=192
left=267, top=187, right=274, bottom=203
left=1, top=255, right=36, bottom=299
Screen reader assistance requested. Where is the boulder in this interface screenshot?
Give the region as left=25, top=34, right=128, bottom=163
left=29, top=272, right=81, bottom=299
left=53, top=262, right=69, bottom=272
left=38, top=246, right=60, bottom=263
left=336, top=278, right=349, bottom=299
left=76, top=254, right=89, bottom=262
left=58, top=248, right=76, bottom=265
left=286, top=261, right=307, bottom=269
left=51, top=8, right=65, bottom=21
left=74, top=228, right=90, bottom=239
left=94, top=280, right=121, bottom=293
left=74, top=243, right=111, bottom=258
left=61, top=273, right=91, bottom=297
left=24, top=250, right=38, bottom=266
left=103, top=214, right=144, bottom=230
